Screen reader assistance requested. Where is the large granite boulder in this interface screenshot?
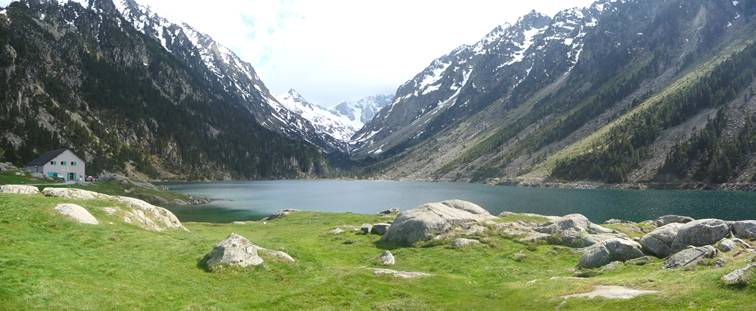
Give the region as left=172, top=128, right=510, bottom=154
left=653, top=215, right=694, bottom=227
left=731, top=221, right=756, bottom=240
left=380, top=200, right=495, bottom=245
left=535, top=214, right=618, bottom=248
left=639, top=223, right=684, bottom=258
left=202, top=233, right=263, bottom=271
left=670, top=219, right=730, bottom=252
left=0, top=185, right=40, bottom=194
left=578, top=238, right=645, bottom=268
left=54, top=204, right=99, bottom=225
left=664, top=245, right=718, bottom=269
left=371, top=223, right=391, bottom=235
left=115, top=196, right=186, bottom=232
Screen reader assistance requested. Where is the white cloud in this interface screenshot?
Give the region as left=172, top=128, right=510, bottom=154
left=1, top=0, right=595, bottom=106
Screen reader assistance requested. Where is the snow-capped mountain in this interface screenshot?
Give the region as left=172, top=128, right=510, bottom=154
left=112, top=0, right=349, bottom=153
left=352, top=7, right=602, bottom=156
left=274, top=89, right=360, bottom=143
left=330, top=95, right=393, bottom=130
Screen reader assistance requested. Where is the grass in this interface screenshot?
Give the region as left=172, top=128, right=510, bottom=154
left=0, top=193, right=755, bottom=310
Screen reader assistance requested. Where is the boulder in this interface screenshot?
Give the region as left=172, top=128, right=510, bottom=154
left=653, top=215, right=694, bottom=227
left=535, top=214, right=619, bottom=248
left=267, top=250, right=295, bottom=263
left=670, top=219, right=730, bottom=252
left=664, top=245, right=718, bottom=269
left=102, top=207, right=118, bottom=215
left=371, top=223, right=391, bottom=235
left=42, top=188, right=109, bottom=200
left=722, top=264, right=755, bottom=286
left=604, top=219, right=633, bottom=225
left=115, top=196, right=185, bottom=231
left=578, top=238, right=645, bottom=268
left=379, top=250, right=395, bottom=265
left=0, top=184, right=40, bottom=194
left=451, top=238, right=480, bottom=248
left=54, top=204, right=99, bottom=225
left=380, top=200, right=495, bottom=245
left=731, top=221, right=756, bottom=240
left=202, top=233, right=263, bottom=271
left=716, top=239, right=737, bottom=252
left=639, top=223, right=684, bottom=258
left=360, top=224, right=373, bottom=234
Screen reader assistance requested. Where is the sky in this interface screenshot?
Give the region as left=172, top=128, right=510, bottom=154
left=1, top=0, right=595, bottom=106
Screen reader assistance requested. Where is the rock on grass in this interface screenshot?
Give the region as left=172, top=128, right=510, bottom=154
left=54, top=203, right=99, bottom=225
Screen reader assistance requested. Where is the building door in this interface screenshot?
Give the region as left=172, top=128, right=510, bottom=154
left=68, top=173, right=75, bottom=181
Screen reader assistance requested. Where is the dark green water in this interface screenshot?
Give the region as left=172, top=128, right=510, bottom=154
left=165, top=180, right=756, bottom=223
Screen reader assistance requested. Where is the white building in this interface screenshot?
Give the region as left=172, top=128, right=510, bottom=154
left=25, top=149, right=86, bottom=183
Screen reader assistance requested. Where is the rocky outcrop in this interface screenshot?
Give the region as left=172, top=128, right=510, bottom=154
left=664, top=246, right=718, bottom=269
left=360, top=224, right=373, bottom=234
left=54, top=204, right=99, bottom=225
left=578, top=238, right=645, bottom=268
left=42, top=188, right=108, bottom=200
left=201, top=233, right=264, bottom=271
left=670, top=219, right=730, bottom=252
left=535, top=214, right=618, bottom=248
left=731, top=221, right=756, bottom=240
left=380, top=200, right=495, bottom=245
left=653, top=215, right=694, bottom=227
left=722, top=264, right=755, bottom=286
left=563, top=286, right=658, bottom=300
left=0, top=184, right=40, bottom=194
left=379, top=250, right=395, bottom=265
left=115, top=196, right=186, bottom=232
left=639, top=223, right=684, bottom=258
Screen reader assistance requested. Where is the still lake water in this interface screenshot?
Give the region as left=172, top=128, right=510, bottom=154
left=165, top=180, right=756, bottom=223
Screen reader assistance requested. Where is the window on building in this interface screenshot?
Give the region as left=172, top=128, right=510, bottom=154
left=50, top=161, right=56, bottom=165
left=71, top=161, right=77, bottom=166
left=61, top=161, right=66, bottom=166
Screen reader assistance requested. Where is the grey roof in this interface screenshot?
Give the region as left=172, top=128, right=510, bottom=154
left=26, top=148, right=74, bottom=166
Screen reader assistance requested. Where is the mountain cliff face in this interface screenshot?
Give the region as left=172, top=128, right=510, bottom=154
left=0, top=0, right=329, bottom=179
left=358, top=0, right=756, bottom=186
left=274, top=89, right=358, bottom=148
left=113, top=0, right=348, bottom=154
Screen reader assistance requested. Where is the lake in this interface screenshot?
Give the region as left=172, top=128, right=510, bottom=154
left=165, top=180, right=756, bottom=223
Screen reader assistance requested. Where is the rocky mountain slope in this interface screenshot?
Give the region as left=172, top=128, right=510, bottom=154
left=356, top=0, right=756, bottom=186
left=0, top=0, right=329, bottom=179
left=275, top=89, right=358, bottom=148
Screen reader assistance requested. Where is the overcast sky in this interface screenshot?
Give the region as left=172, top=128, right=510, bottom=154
left=2, top=0, right=595, bottom=106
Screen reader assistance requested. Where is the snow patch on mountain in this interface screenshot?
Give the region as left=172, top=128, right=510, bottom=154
left=273, top=90, right=359, bottom=142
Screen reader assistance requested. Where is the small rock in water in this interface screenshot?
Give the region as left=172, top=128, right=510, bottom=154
left=54, top=204, right=99, bottom=225
left=451, top=238, right=480, bottom=248
left=664, top=246, right=718, bottom=269
left=722, top=264, right=755, bottom=286
left=379, top=250, right=395, bottom=265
